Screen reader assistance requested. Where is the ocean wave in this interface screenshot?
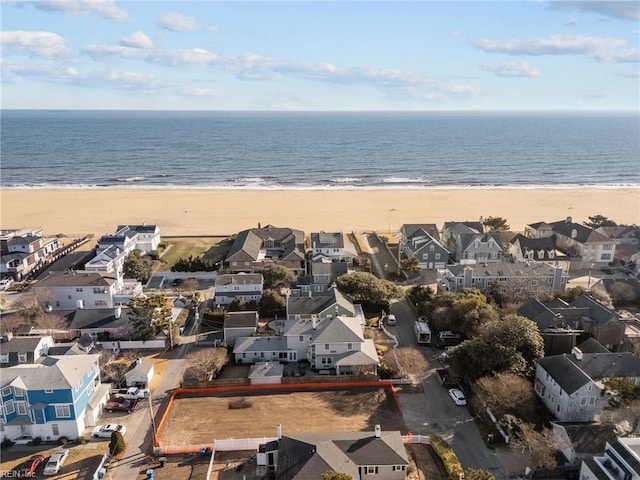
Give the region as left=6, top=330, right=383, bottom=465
left=116, top=176, right=145, bottom=182
left=329, top=177, right=363, bottom=183
left=381, top=177, right=431, bottom=184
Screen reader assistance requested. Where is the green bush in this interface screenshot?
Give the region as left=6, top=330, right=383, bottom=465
left=430, top=435, right=463, bottom=479
left=148, top=250, right=160, bottom=260
left=109, top=431, right=126, bottom=456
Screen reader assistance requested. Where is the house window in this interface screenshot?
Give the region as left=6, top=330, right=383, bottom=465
left=17, top=353, right=27, bottom=363
left=13, top=388, right=23, bottom=398
left=16, top=402, right=26, bottom=416
left=393, top=466, right=406, bottom=471
left=55, top=405, right=71, bottom=418
left=603, top=244, right=613, bottom=251
left=68, top=295, right=72, bottom=300
left=52, top=424, right=59, bottom=436
left=76, top=288, right=83, bottom=292
left=588, top=397, right=596, bottom=406
left=321, top=357, right=332, bottom=365
left=0, top=354, right=8, bottom=364
left=347, top=343, right=353, bottom=350
left=422, top=254, right=429, bottom=260
left=0, top=419, right=4, bottom=431
left=601, top=254, right=612, bottom=260
left=1, top=387, right=11, bottom=397
left=299, top=336, right=304, bottom=342
left=435, top=253, right=441, bottom=260
left=430, top=245, right=434, bottom=251
left=93, top=287, right=107, bottom=294
left=5, top=401, right=14, bottom=415
left=365, top=466, right=378, bottom=475
left=325, top=344, right=330, bottom=350
left=45, top=389, right=53, bottom=393
left=531, top=280, right=538, bottom=286
left=94, top=300, right=107, bottom=306
left=580, top=397, right=587, bottom=406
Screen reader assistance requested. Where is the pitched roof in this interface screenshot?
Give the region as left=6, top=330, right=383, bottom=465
left=554, top=423, right=617, bottom=455
left=233, top=336, right=287, bottom=354
left=312, top=316, right=364, bottom=344
left=1, top=354, right=100, bottom=390
left=576, top=338, right=610, bottom=354
left=548, top=219, right=611, bottom=244
left=276, top=430, right=407, bottom=480
left=569, top=295, right=620, bottom=325
left=225, top=311, right=259, bottom=328
left=0, top=336, right=46, bottom=354
left=310, top=232, right=345, bottom=249
left=510, top=234, right=565, bottom=260
left=215, top=273, right=263, bottom=287
left=287, top=289, right=355, bottom=316
left=36, top=270, right=117, bottom=288
left=401, top=224, right=440, bottom=241
left=68, top=308, right=133, bottom=330
left=537, top=355, right=592, bottom=394
left=517, top=298, right=562, bottom=330
left=227, top=225, right=305, bottom=262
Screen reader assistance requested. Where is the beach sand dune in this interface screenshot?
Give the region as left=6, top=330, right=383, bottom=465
left=1, top=188, right=638, bottom=237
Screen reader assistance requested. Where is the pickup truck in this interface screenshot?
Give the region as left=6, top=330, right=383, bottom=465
left=112, top=387, right=150, bottom=400
left=435, top=368, right=451, bottom=386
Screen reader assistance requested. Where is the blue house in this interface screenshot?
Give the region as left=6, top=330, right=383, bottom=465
left=0, top=354, right=110, bottom=442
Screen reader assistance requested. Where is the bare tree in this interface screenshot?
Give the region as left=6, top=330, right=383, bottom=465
left=33, top=313, right=69, bottom=330
left=13, top=289, right=54, bottom=321
left=518, top=423, right=559, bottom=469
left=101, top=362, right=129, bottom=388
left=609, top=400, right=640, bottom=435
left=384, top=347, right=429, bottom=384
left=181, top=278, right=199, bottom=292
left=475, top=374, right=536, bottom=416
left=184, top=348, right=229, bottom=382
left=610, top=282, right=636, bottom=306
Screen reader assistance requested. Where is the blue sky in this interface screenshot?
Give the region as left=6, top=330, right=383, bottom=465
left=1, top=1, right=639, bottom=110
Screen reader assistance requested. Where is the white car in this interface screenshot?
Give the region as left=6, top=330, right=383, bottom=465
left=448, top=388, right=467, bottom=406
left=43, top=449, right=69, bottom=475
left=92, top=423, right=127, bottom=438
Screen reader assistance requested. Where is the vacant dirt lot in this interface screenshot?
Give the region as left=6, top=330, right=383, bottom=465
left=159, top=386, right=406, bottom=446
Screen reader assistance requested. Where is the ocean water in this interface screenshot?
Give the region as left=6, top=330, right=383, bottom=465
left=1, top=110, right=638, bottom=189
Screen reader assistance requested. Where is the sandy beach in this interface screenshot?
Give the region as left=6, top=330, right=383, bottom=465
left=1, top=188, right=638, bottom=238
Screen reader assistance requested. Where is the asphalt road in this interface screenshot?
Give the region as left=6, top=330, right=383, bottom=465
left=388, top=299, right=508, bottom=479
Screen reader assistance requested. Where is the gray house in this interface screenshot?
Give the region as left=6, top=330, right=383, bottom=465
left=441, top=221, right=502, bottom=264
left=223, top=311, right=259, bottom=347
left=0, top=334, right=54, bottom=368
left=257, top=426, right=409, bottom=480
left=286, top=287, right=362, bottom=320
left=290, top=261, right=348, bottom=297
left=400, top=224, right=449, bottom=270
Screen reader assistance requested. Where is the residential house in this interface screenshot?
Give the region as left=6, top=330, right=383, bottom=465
left=437, top=262, right=567, bottom=301
left=0, top=354, right=109, bottom=442
left=526, top=218, right=616, bottom=268
left=596, top=225, right=640, bottom=267
left=0, top=228, right=60, bottom=280
left=233, top=315, right=379, bottom=375
left=309, top=232, right=358, bottom=263
left=517, top=298, right=580, bottom=356
left=400, top=224, right=450, bottom=270
left=214, top=273, right=264, bottom=306
left=551, top=423, right=617, bottom=465
left=124, top=357, right=154, bottom=388
left=34, top=270, right=142, bottom=310
left=286, top=287, right=362, bottom=321
left=551, top=294, right=625, bottom=350
left=225, top=225, right=306, bottom=274
left=441, top=221, right=502, bottom=264
left=0, top=334, right=55, bottom=368
left=579, top=437, right=640, bottom=480
left=257, top=425, right=409, bottom=479
left=98, top=224, right=161, bottom=255
left=534, top=347, right=640, bottom=422
left=290, top=261, right=348, bottom=297
left=84, top=246, right=126, bottom=274
left=67, top=307, right=137, bottom=339
left=509, top=234, right=570, bottom=271
left=223, top=311, right=259, bottom=347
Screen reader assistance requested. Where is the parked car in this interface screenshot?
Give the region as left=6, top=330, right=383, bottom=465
left=105, top=397, right=138, bottom=413
left=18, top=454, right=45, bottom=477
left=92, top=423, right=127, bottom=438
left=448, top=388, right=467, bottom=406
left=0, top=278, right=14, bottom=290
left=112, top=387, right=150, bottom=400
left=12, top=435, right=34, bottom=445
left=43, top=449, right=69, bottom=475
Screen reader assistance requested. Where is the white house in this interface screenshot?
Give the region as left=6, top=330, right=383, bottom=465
left=535, top=348, right=640, bottom=422
left=124, top=357, right=155, bottom=388
left=309, top=232, right=358, bottom=263
left=98, top=224, right=161, bottom=255
left=214, top=273, right=263, bottom=306
left=223, top=311, right=259, bottom=347
left=0, top=228, right=60, bottom=280
left=579, top=437, right=640, bottom=480
left=35, top=270, right=143, bottom=310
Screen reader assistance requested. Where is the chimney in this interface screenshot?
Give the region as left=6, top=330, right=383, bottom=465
left=565, top=216, right=572, bottom=224
left=276, top=424, right=282, bottom=440
left=2, top=332, right=13, bottom=342
left=375, top=425, right=381, bottom=438
left=312, top=316, right=317, bottom=330
left=572, top=347, right=583, bottom=360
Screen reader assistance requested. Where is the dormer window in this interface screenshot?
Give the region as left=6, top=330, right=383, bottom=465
left=0, top=354, right=8, bottom=364
left=17, top=353, right=27, bottom=363
left=264, top=238, right=274, bottom=248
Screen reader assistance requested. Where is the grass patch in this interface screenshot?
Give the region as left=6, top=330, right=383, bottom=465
left=155, top=236, right=232, bottom=271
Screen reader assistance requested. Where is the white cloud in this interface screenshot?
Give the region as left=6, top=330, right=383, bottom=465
left=472, top=34, right=636, bottom=63
left=564, top=18, right=578, bottom=26
left=188, top=88, right=220, bottom=98
left=0, top=30, right=71, bottom=58
left=9, top=0, right=131, bottom=22
left=157, top=12, right=218, bottom=32
left=120, top=31, right=153, bottom=49
left=482, top=60, right=541, bottom=77
left=548, top=1, right=640, bottom=21
left=2, top=59, right=78, bottom=83
left=83, top=44, right=150, bottom=60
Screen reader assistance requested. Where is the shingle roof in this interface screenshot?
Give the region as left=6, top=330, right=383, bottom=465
left=537, top=355, right=591, bottom=394
left=36, top=271, right=117, bottom=288
left=233, top=336, right=287, bottom=354
left=215, top=273, right=263, bottom=287
left=401, top=224, right=440, bottom=241
left=68, top=308, right=133, bottom=330
left=287, top=289, right=355, bottom=316
left=576, top=338, right=610, bottom=354
left=517, top=298, right=561, bottom=330
left=227, top=225, right=305, bottom=262
left=310, top=232, right=345, bottom=249
left=554, top=423, right=617, bottom=455
left=225, top=311, right=259, bottom=328
left=276, top=430, right=407, bottom=480
left=0, top=336, right=45, bottom=354
left=548, top=219, right=611, bottom=244
left=1, top=355, right=100, bottom=390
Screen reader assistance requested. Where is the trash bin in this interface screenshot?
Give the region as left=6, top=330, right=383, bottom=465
left=159, top=457, right=166, bottom=467
left=146, top=469, right=154, bottom=480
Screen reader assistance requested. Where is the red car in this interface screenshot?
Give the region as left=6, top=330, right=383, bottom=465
left=19, top=454, right=45, bottom=477
left=105, top=396, right=138, bottom=413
